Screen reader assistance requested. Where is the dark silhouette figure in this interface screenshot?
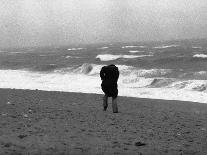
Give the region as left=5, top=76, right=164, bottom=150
left=100, top=64, right=119, bottom=113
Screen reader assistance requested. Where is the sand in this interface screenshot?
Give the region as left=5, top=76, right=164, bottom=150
left=0, top=88, right=207, bottom=155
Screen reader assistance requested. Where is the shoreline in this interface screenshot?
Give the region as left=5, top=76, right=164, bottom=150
left=0, top=88, right=207, bottom=154
left=0, top=68, right=207, bottom=104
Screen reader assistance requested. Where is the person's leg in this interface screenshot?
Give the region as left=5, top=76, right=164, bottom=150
left=103, top=95, right=108, bottom=111
left=112, top=97, right=118, bottom=113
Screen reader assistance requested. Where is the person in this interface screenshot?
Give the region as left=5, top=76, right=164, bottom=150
left=100, top=64, right=119, bottom=113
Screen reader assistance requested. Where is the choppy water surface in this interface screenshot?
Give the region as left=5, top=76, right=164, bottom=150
left=1, top=39, right=207, bottom=103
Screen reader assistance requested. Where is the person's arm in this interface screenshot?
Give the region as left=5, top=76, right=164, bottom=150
left=100, top=67, right=105, bottom=80
left=116, top=67, right=119, bottom=81
left=112, top=67, right=119, bottom=82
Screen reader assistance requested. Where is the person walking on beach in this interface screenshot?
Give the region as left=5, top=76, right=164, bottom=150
left=100, top=64, right=119, bottom=113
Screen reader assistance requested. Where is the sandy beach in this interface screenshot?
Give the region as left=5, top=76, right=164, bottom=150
left=0, top=88, right=207, bottom=155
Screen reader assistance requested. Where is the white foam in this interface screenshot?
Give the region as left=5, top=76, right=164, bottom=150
left=65, top=56, right=72, bottom=58
left=9, top=52, right=25, bottom=54
left=192, top=46, right=202, bottom=49
left=169, top=80, right=207, bottom=91
left=122, top=77, right=154, bottom=88
left=128, top=50, right=145, bottom=53
left=67, top=48, right=75, bottom=51
left=0, top=69, right=102, bottom=94
left=153, top=45, right=178, bottom=49
left=65, top=55, right=80, bottom=59
left=122, top=46, right=138, bottom=49
left=193, top=54, right=207, bottom=58
left=56, top=64, right=135, bottom=75
left=119, top=68, right=172, bottom=79
left=195, top=71, right=207, bottom=75
left=118, top=87, right=207, bottom=104
left=96, top=54, right=152, bottom=61
left=133, top=69, right=172, bottom=77
left=3, top=51, right=25, bottom=54
left=0, top=69, right=207, bottom=103
left=122, top=55, right=151, bottom=59
left=67, top=48, right=85, bottom=51
left=97, top=47, right=109, bottom=50
left=60, top=63, right=171, bottom=78
left=86, top=64, right=133, bottom=75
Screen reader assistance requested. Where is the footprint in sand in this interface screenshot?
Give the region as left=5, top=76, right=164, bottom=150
left=134, top=142, right=146, bottom=146
left=18, top=135, right=28, bottom=139
left=4, top=143, right=12, bottom=148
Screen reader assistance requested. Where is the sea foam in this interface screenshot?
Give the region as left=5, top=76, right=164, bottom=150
left=96, top=54, right=152, bottom=61
left=122, top=46, right=138, bottom=48
left=193, top=54, right=207, bottom=58
left=121, top=45, right=145, bottom=49
left=128, top=50, right=145, bottom=53
left=97, top=47, right=109, bottom=50
left=67, top=47, right=85, bottom=51
left=192, top=46, right=202, bottom=49
left=0, top=69, right=207, bottom=103
left=153, top=45, right=178, bottom=49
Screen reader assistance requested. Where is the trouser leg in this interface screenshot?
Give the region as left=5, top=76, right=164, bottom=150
left=103, top=95, right=108, bottom=111
left=112, top=97, right=118, bottom=113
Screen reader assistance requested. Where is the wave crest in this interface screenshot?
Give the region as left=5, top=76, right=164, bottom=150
left=153, top=45, right=178, bottom=49
left=122, top=76, right=207, bottom=92
left=96, top=54, right=152, bottom=61
left=193, top=54, right=207, bottom=58
left=128, top=50, right=145, bottom=53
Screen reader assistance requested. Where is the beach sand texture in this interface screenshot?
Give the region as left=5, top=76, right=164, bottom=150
left=0, top=88, right=207, bottom=155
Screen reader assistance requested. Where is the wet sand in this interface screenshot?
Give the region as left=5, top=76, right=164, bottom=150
left=0, top=88, right=207, bottom=155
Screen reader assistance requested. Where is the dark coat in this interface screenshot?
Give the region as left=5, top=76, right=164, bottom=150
left=100, top=64, right=119, bottom=97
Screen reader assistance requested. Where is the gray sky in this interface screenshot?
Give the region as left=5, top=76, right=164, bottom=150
left=0, top=0, right=207, bottom=48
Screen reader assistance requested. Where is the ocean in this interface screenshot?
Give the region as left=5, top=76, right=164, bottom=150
left=1, top=39, right=207, bottom=103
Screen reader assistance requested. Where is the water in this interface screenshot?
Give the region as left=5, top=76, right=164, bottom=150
left=1, top=39, right=207, bottom=103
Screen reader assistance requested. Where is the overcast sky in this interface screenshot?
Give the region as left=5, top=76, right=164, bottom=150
left=0, top=0, right=207, bottom=48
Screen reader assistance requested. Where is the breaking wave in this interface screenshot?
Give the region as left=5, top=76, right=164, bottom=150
left=59, top=63, right=207, bottom=93
left=192, top=46, right=203, bottom=49
left=1, top=41, right=207, bottom=104
left=97, top=47, right=109, bottom=50
left=153, top=45, right=179, bottom=49
left=0, top=63, right=207, bottom=103
left=55, top=63, right=134, bottom=75
left=65, top=55, right=81, bottom=59
left=96, top=54, right=152, bottom=61
left=67, top=47, right=85, bottom=51
left=128, top=50, right=145, bottom=53
left=123, top=76, right=207, bottom=92
left=55, top=63, right=172, bottom=77
left=193, top=54, right=207, bottom=58
left=179, top=71, right=207, bottom=80
left=122, top=45, right=138, bottom=48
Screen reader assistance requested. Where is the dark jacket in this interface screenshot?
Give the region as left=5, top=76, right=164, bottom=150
left=100, top=64, right=119, bottom=97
